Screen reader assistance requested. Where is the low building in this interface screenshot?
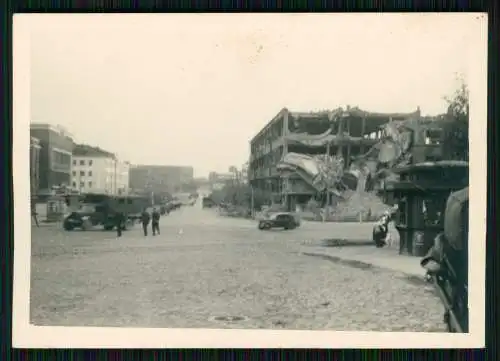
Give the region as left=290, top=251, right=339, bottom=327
left=248, top=106, right=421, bottom=209
left=71, top=144, right=130, bottom=195
left=30, top=123, right=75, bottom=195
left=129, top=165, right=194, bottom=194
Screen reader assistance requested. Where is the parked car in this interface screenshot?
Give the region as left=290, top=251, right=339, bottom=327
left=202, top=197, right=216, bottom=208
left=257, top=211, right=301, bottom=230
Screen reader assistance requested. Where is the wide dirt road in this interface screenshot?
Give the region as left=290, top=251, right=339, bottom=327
left=30, top=202, right=445, bottom=331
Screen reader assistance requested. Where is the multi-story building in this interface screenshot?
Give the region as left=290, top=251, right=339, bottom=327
left=30, top=136, right=41, bottom=203
left=71, top=144, right=130, bottom=195
left=129, top=165, right=194, bottom=194
left=115, top=161, right=130, bottom=195
left=30, top=123, right=75, bottom=196
left=248, top=107, right=421, bottom=209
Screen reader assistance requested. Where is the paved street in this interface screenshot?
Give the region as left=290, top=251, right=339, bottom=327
left=30, top=201, right=445, bottom=331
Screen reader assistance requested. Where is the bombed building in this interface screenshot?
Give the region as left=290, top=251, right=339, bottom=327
left=248, top=106, right=423, bottom=211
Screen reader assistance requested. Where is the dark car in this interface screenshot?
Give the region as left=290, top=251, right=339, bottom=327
left=258, top=211, right=301, bottom=230
left=202, top=197, right=215, bottom=208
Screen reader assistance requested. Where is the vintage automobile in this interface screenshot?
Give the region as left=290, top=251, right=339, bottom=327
left=202, top=197, right=216, bottom=209
left=257, top=211, right=301, bottom=231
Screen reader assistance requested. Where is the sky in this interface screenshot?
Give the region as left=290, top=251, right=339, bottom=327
left=28, top=14, right=482, bottom=177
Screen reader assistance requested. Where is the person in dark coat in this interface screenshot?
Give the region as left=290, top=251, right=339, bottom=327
left=115, top=211, right=126, bottom=237
left=151, top=208, right=161, bottom=236
left=140, top=208, right=151, bottom=236
left=32, top=209, right=39, bottom=227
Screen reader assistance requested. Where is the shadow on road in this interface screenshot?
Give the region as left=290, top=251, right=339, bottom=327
left=320, top=238, right=374, bottom=247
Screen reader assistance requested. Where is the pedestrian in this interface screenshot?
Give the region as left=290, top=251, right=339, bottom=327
left=115, top=211, right=125, bottom=237
left=140, top=208, right=151, bottom=236
left=31, top=209, right=39, bottom=227
left=151, top=207, right=161, bottom=236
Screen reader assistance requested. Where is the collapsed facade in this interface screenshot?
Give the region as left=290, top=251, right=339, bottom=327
left=248, top=106, right=440, bottom=213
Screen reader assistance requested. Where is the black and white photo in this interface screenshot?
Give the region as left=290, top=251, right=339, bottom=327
left=13, top=13, right=487, bottom=348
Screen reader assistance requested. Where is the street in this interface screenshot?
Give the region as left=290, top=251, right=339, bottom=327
left=30, top=201, right=445, bottom=331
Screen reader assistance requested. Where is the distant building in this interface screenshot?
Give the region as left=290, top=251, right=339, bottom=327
left=129, top=165, right=194, bottom=194
left=240, top=162, right=249, bottom=184
left=71, top=144, right=130, bottom=195
left=30, top=123, right=75, bottom=195
left=208, top=171, right=234, bottom=183
left=30, top=136, right=41, bottom=201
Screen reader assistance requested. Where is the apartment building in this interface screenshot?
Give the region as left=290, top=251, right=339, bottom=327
left=71, top=144, right=130, bottom=195
left=248, top=107, right=421, bottom=209
left=30, top=123, right=75, bottom=195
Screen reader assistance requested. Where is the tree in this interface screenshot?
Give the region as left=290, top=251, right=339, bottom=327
left=442, top=77, right=469, bottom=161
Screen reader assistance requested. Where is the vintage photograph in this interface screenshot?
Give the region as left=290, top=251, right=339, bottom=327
left=14, top=13, right=486, bottom=348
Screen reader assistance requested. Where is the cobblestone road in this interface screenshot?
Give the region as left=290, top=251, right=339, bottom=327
left=30, top=203, right=445, bottom=331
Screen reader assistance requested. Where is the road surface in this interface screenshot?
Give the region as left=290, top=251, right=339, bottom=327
left=30, top=201, right=445, bottom=331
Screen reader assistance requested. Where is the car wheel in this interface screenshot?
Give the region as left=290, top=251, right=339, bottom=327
left=63, top=223, right=74, bottom=231
left=259, top=222, right=271, bottom=230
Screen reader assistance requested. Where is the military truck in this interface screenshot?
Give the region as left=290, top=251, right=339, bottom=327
left=420, top=187, right=469, bottom=333
left=63, top=194, right=149, bottom=231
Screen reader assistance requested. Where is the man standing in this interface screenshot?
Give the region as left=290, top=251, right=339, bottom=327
left=151, top=207, right=161, bottom=236
left=140, top=208, right=151, bottom=236
left=115, top=211, right=125, bottom=237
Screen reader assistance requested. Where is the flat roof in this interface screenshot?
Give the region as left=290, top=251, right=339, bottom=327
left=30, top=122, right=74, bottom=139
left=250, top=106, right=420, bottom=145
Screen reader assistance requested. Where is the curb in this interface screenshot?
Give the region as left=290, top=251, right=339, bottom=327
left=302, top=251, right=427, bottom=284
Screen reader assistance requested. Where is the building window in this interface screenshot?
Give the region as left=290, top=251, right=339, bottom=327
left=72, top=181, right=76, bottom=188
left=72, top=171, right=76, bottom=176
left=51, top=149, right=71, bottom=171
left=88, top=171, right=93, bottom=177
left=73, top=160, right=77, bottom=165
left=80, top=160, right=85, bottom=165
left=80, top=181, right=85, bottom=188
left=89, top=160, right=93, bottom=166
left=79, top=171, right=85, bottom=176
left=88, top=181, right=92, bottom=188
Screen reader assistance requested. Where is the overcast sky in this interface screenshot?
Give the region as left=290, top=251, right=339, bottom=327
left=29, top=14, right=481, bottom=177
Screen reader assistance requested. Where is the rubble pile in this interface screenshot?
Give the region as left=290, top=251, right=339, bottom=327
left=331, top=190, right=392, bottom=221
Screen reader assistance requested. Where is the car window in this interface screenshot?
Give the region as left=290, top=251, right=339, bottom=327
left=276, top=215, right=290, bottom=221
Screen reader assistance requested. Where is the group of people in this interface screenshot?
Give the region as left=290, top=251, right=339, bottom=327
left=139, top=207, right=162, bottom=236
left=114, top=207, right=162, bottom=237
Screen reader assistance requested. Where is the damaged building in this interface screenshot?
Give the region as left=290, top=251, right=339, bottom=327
left=248, top=106, right=423, bottom=211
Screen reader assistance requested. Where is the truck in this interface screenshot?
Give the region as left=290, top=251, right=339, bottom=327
left=63, top=194, right=150, bottom=231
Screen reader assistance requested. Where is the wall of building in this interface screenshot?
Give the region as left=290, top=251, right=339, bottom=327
left=30, top=124, right=75, bottom=193
left=129, top=165, right=194, bottom=193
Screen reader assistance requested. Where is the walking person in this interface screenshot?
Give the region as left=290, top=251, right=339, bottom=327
left=115, top=211, right=125, bottom=237
left=151, top=207, right=161, bottom=236
left=31, top=208, right=39, bottom=227
left=140, top=208, right=151, bottom=236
